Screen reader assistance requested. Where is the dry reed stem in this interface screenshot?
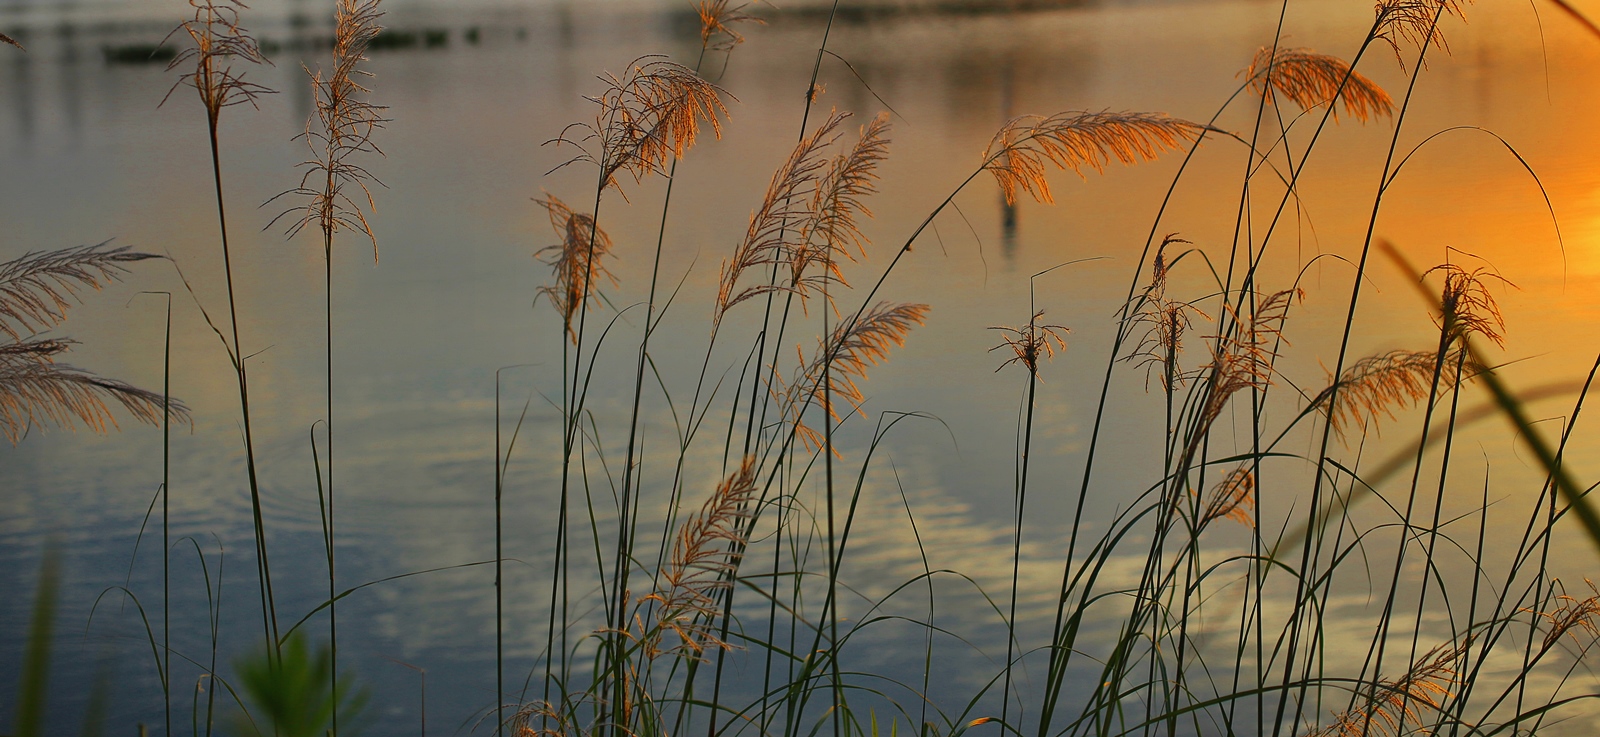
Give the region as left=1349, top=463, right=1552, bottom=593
left=777, top=302, right=929, bottom=453
left=164, top=0, right=272, bottom=118
left=1374, top=0, right=1469, bottom=67
left=1243, top=47, right=1395, bottom=122
left=989, top=311, right=1069, bottom=375
left=982, top=111, right=1203, bottom=205
left=0, top=244, right=163, bottom=340
left=1307, top=641, right=1461, bottom=737
left=1199, top=467, right=1256, bottom=527
left=552, top=56, right=727, bottom=194
left=643, top=456, right=759, bottom=659
left=1524, top=579, right=1600, bottom=651
left=272, top=0, right=386, bottom=260
left=696, top=0, right=765, bottom=51
left=715, top=111, right=847, bottom=323
left=534, top=194, right=617, bottom=343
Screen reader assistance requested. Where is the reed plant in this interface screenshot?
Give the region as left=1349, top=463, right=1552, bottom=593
left=16, top=0, right=1600, bottom=735
left=269, top=2, right=386, bottom=733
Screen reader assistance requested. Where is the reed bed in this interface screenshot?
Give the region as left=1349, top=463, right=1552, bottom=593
left=5, top=0, right=1600, bottom=736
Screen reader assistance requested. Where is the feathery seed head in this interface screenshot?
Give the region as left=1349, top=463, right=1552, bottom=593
left=0, top=244, right=162, bottom=340
left=989, top=311, right=1068, bottom=375
left=271, top=0, right=387, bottom=261
left=1425, top=262, right=1511, bottom=349
left=1522, top=579, right=1600, bottom=650
left=790, top=112, right=892, bottom=309
left=1243, top=46, right=1394, bottom=122
left=552, top=56, right=728, bottom=195
left=1373, top=0, right=1469, bottom=67
left=715, top=110, right=850, bottom=325
left=0, top=31, right=22, bottom=50
left=1317, top=348, right=1478, bottom=441
left=534, top=194, right=617, bottom=343
left=165, top=0, right=273, bottom=121
left=644, top=456, right=759, bottom=659
left=983, top=111, right=1202, bottom=205
left=696, top=1, right=764, bottom=51
left=1200, top=467, right=1256, bottom=528
left=777, top=302, right=929, bottom=454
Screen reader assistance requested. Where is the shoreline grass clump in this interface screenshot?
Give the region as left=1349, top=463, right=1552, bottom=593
left=9, top=0, right=1600, bottom=735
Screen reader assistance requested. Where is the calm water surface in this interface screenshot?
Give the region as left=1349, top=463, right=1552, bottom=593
left=3, top=0, right=1600, bottom=734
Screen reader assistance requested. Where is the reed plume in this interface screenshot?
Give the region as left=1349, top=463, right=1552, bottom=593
left=989, top=311, right=1068, bottom=375
left=643, top=456, right=759, bottom=659
left=1525, top=579, right=1600, bottom=651
left=1193, top=289, right=1298, bottom=440
left=0, top=31, right=21, bottom=50
left=1199, top=467, right=1256, bottom=527
left=1374, top=0, right=1469, bottom=64
left=778, top=302, right=929, bottom=452
left=696, top=0, right=764, bottom=51
left=790, top=112, right=892, bottom=308
left=0, top=354, right=181, bottom=443
left=272, top=0, right=386, bottom=261
left=1312, top=263, right=1504, bottom=439
left=982, top=111, right=1203, bottom=205
left=0, top=244, right=163, bottom=340
left=1427, top=262, right=1510, bottom=349
left=552, top=56, right=727, bottom=194
left=1314, top=349, right=1478, bottom=440
left=1125, top=235, right=1205, bottom=389
left=1307, top=641, right=1460, bottom=737
left=510, top=699, right=585, bottom=737
left=1243, top=46, right=1394, bottom=122
left=715, top=111, right=846, bottom=324
left=534, top=195, right=617, bottom=343
left=163, top=0, right=272, bottom=121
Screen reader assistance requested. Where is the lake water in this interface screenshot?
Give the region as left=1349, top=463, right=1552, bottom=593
left=3, top=0, right=1600, bottom=735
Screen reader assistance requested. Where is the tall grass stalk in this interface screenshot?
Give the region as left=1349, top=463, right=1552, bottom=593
left=165, top=0, right=279, bottom=662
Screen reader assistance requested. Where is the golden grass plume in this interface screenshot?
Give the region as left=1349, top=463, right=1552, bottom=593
left=778, top=302, right=929, bottom=453
left=1427, top=261, right=1510, bottom=349
left=1315, top=348, right=1475, bottom=440
left=1524, top=579, right=1600, bottom=651
left=1307, top=640, right=1460, bottom=737
left=1243, top=46, right=1394, bottom=122
left=715, top=111, right=848, bottom=324
left=1374, top=0, right=1469, bottom=66
left=1199, top=467, right=1256, bottom=528
left=790, top=112, right=892, bottom=308
left=272, top=0, right=387, bottom=261
left=0, top=244, right=163, bottom=340
left=0, top=344, right=189, bottom=443
left=1194, top=289, right=1299, bottom=438
left=164, top=0, right=273, bottom=119
left=1125, top=235, right=1206, bottom=389
left=0, top=31, right=22, bottom=50
left=534, top=194, right=617, bottom=342
left=696, top=0, right=765, bottom=51
left=989, top=311, right=1068, bottom=375
left=642, top=455, right=759, bottom=659
left=553, top=56, right=728, bottom=194
left=982, top=111, right=1203, bottom=205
